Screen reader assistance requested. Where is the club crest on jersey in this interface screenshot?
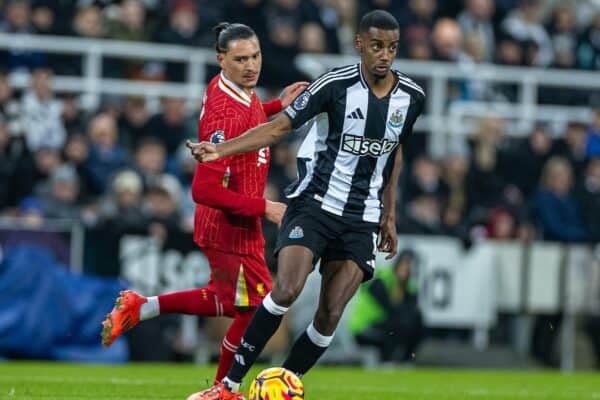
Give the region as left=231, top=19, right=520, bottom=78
left=293, top=92, right=311, bottom=110
left=388, top=109, right=404, bottom=128
left=289, top=226, right=304, bottom=239
left=210, top=130, right=225, bottom=144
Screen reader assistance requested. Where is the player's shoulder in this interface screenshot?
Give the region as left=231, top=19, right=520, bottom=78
left=393, top=70, right=426, bottom=101
left=306, top=63, right=360, bottom=95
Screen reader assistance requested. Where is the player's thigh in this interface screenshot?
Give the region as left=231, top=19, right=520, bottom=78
left=273, top=198, right=336, bottom=303
left=321, top=224, right=379, bottom=282
left=313, top=259, right=364, bottom=335
left=202, top=247, right=271, bottom=308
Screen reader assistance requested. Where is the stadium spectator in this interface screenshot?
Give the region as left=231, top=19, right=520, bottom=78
left=145, top=96, right=188, bottom=155
left=457, top=0, right=495, bottom=62
left=0, top=0, right=47, bottom=71
left=60, top=93, right=85, bottom=137
left=577, top=11, right=600, bottom=70
left=431, top=17, right=465, bottom=62
left=553, top=121, right=589, bottom=177
left=405, top=155, right=448, bottom=203
left=547, top=5, right=578, bottom=68
left=397, top=0, right=437, bottom=57
left=585, top=108, right=600, bottom=157
left=350, top=249, right=423, bottom=364
left=31, top=1, right=56, bottom=35
left=133, top=137, right=167, bottom=188
left=11, top=146, right=62, bottom=206
left=85, top=113, right=128, bottom=194
left=501, top=0, right=553, bottom=66
left=298, top=22, right=327, bottom=54
left=71, top=5, right=105, bottom=39
left=0, top=70, right=22, bottom=137
left=117, top=96, right=150, bottom=149
left=157, top=1, right=214, bottom=81
left=468, top=115, right=508, bottom=210
left=38, top=164, right=83, bottom=221
left=0, top=117, right=18, bottom=209
left=575, top=158, right=600, bottom=242
left=62, top=134, right=96, bottom=200
left=502, top=124, right=553, bottom=198
left=20, top=68, right=66, bottom=151
left=398, top=194, right=444, bottom=236
left=534, top=156, right=589, bottom=242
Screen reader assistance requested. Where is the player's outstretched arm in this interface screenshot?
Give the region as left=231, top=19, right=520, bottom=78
left=187, top=114, right=292, bottom=162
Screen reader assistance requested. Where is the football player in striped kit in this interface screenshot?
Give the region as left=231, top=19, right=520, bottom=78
left=187, top=9, right=425, bottom=400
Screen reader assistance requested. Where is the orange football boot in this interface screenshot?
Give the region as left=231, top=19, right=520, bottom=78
left=101, top=290, right=147, bottom=347
left=186, top=383, right=245, bottom=400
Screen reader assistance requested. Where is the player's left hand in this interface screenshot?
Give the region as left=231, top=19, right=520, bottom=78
left=280, top=81, right=310, bottom=108
left=378, top=216, right=397, bottom=259
left=186, top=140, right=219, bottom=162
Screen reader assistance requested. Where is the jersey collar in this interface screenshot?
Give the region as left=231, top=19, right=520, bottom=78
left=219, top=71, right=253, bottom=107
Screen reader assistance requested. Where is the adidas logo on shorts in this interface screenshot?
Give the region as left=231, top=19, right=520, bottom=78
left=289, top=226, right=304, bottom=239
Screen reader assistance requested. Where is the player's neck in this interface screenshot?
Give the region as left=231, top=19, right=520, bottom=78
left=221, top=71, right=254, bottom=97
left=364, top=72, right=396, bottom=99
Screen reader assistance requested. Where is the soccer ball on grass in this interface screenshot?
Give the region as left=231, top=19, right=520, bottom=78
left=248, top=367, right=304, bottom=400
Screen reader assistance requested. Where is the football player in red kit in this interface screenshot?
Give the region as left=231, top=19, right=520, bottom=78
left=101, top=22, right=308, bottom=384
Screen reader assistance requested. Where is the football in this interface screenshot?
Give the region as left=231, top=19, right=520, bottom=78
left=248, top=367, right=304, bottom=400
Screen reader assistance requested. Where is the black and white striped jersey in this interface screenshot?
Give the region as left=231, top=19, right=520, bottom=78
left=283, top=63, right=425, bottom=224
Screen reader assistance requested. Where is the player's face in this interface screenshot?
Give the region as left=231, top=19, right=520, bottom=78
left=356, top=28, right=399, bottom=79
left=218, top=36, right=262, bottom=90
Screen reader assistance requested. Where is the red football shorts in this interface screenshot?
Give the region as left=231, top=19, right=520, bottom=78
left=202, top=247, right=272, bottom=309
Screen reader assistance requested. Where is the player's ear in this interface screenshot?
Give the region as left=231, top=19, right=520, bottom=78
left=355, top=34, right=363, bottom=54
left=217, top=52, right=225, bottom=68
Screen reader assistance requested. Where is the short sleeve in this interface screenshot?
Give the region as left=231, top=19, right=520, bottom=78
left=283, top=78, right=333, bottom=130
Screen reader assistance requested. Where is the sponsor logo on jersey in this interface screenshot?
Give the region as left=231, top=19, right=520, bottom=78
left=210, top=129, right=225, bottom=144
left=293, top=91, right=311, bottom=110
left=341, top=134, right=398, bottom=157
left=289, top=226, right=304, bottom=239
left=388, top=109, right=404, bottom=128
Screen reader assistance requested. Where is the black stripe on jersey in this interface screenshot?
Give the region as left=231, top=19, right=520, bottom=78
left=395, top=82, right=426, bottom=144
left=342, top=91, right=390, bottom=218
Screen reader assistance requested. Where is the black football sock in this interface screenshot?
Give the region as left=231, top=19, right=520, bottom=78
left=225, top=293, right=288, bottom=385
left=282, top=322, right=333, bottom=377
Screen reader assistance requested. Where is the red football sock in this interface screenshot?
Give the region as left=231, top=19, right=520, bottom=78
left=215, top=308, right=255, bottom=383
left=157, top=288, right=234, bottom=317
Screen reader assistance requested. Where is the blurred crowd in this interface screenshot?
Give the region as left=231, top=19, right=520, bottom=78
left=0, top=0, right=599, bottom=83
left=0, top=0, right=600, bottom=278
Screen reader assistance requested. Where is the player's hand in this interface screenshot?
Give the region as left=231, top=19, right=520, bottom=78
left=186, top=140, right=219, bottom=162
left=265, top=200, right=287, bottom=227
left=378, top=215, right=397, bottom=259
left=280, top=81, right=310, bottom=108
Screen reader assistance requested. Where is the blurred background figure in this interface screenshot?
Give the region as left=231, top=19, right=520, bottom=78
left=350, top=249, right=423, bottom=364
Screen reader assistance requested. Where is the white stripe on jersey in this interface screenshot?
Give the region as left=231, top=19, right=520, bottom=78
left=395, top=74, right=425, bottom=95
left=307, top=65, right=356, bottom=93
left=309, top=68, right=359, bottom=95
left=321, top=80, right=368, bottom=216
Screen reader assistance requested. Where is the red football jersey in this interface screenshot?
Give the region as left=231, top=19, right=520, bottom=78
left=192, top=72, right=280, bottom=255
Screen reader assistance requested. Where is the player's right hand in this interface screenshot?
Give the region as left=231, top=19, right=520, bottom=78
left=265, top=200, right=287, bottom=226
left=186, top=140, right=219, bottom=162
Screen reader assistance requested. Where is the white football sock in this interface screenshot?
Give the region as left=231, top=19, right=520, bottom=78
left=222, top=376, right=241, bottom=393
left=139, top=296, right=159, bottom=321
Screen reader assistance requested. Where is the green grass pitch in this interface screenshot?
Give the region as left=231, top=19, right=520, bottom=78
left=0, top=362, right=598, bottom=399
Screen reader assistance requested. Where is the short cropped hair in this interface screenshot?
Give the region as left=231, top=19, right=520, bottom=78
left=359, top=10, right=400, bottom=33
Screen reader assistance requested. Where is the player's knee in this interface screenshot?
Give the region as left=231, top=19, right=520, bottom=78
left=314, top=307, right=344, bottom=333
left=271, top=284, right=301, bottom=307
